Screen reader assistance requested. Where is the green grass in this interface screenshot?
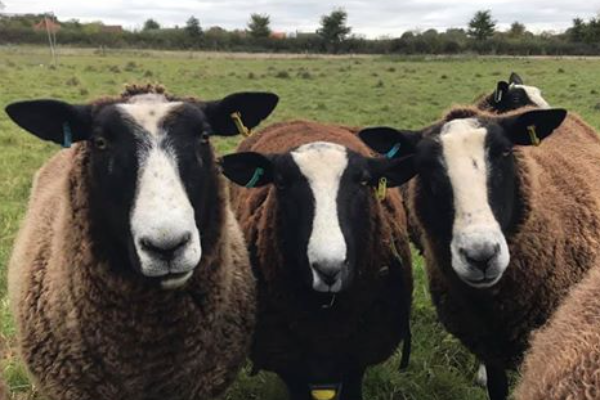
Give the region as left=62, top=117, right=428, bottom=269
left=1, top=46, right=600, bottom=400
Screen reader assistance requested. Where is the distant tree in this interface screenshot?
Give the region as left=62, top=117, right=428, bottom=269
left=318, top=8, right=351, bottom=51
left=586, top=17, right=600, bottom=43
left=143, top=19, right=161, bottom=31
left=445, top=28, right=468, bottom=42
left=185, top=16, right=203, bottom=42
left=401, top=31, right=415, bottom=40
left=247, top=13, right=271, bottom=39
left=568, top=18, right=586, bottom=42
left=468, top=10, right=496, bottom=41
left=508, top=21, right=526, bottom=37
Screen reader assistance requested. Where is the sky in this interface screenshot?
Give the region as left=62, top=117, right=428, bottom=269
left=3, top=0, right=599, bottom=38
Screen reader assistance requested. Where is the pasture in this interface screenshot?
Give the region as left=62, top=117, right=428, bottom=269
left=1, top=47, right=600, bottom=400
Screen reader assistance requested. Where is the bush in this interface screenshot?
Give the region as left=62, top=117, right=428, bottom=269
left=275, top=70, right=291, bottom=79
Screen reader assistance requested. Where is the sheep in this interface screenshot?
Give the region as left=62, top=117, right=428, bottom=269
left=513, top=265, right=600, bottom=400
left=5, top=84, right=278, bottom=400
left=471, top=71, right=551, bottom=386
left=219, top=120, right=414, bottom=400
left=476, top=72, right=550, bottom=113
left=408, top=73, right=551, bottom=258
left=359, top=106, right=600, bottom=400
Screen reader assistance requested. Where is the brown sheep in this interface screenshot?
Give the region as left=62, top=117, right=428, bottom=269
left=408, top=72, right=551, bottom=259
left=359, top=106, right=600, bottom=400
left=220, top=120, right=413, bottom=400
left=514, top=265, right=600, bottom=400
left=5, top=85, right=278, bottom=400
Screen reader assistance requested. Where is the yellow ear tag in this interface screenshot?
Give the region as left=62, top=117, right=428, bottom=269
left=311, top=389, right=337, bottom=400
left=231, top=111, right=251, bottom=137
left=375, top=177, right=388, bottom=202
left=527, top=125, right=540, bottom=146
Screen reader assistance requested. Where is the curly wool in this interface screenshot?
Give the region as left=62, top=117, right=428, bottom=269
left=514, top=265, right=600, bottom=400
left=8, top=143, right=256, bottom=400
left=408, top=107, right=600, bottom=371
left=230, top=120, right=413, bottom=381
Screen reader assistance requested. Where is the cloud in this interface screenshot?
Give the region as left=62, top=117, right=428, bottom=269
left=4, top=0, right=598, bottom=37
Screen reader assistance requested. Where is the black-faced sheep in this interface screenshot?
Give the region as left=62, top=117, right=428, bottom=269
left=407, top=73, right=551, bottom=258
left=513, top=264, right=600, bottom=400
left=5, top=85, right=278, bottom=400
left=476, top=72, right=550, bottom=113
left=359, top=106, right=600, bottom=400
left=220, top=120, right=413, bottom=400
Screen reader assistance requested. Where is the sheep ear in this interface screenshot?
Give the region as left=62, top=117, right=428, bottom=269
left=220, top=152, right=274, bottom=188
left=367, top=156, right=416, bottom=188
left=359, top=127, right=421, bottom=159
left=204, top=92, right=279, bottom=136
left=509, top=72, right=524, bottom=85
left=500, top=108, right=567, bottom=146
left=5, top=100, right=92, bottom=145
left=494, top=81, right=509, bottom=103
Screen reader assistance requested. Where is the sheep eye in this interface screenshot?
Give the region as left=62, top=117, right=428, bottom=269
left=274, top=176, right=286, bottom=190
left=501, top=148, right=512, bottom=157
left=93, top=137, right=108, bottom=150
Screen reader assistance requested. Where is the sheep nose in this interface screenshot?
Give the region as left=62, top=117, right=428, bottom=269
left=312, top=261, right=344, bottom=286
left=460, top=243, right=500, bottom=272
left=140, top=232, right=191, bottom=261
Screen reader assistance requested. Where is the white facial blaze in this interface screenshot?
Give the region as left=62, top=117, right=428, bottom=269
left=442, top=120, right=493, bottom=233
left=121, top=95, right=201, bottom=289
left=119, top=94, right=183, bottom=137
left=440, top=119, right=510, bottom=288
left=292, top=142, right=348, bottom=293
left=512, top=84, right=550, bottom=109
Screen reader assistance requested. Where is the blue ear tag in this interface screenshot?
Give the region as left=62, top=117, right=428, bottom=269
left=386, top=142, right=401, bottom=159
left=245, top=167, right=264, bottom=188
left=62, top=122, right=73, bottom=148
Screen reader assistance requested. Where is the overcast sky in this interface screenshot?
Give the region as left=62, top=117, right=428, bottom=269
left=3, top=0, right=599, bottom=38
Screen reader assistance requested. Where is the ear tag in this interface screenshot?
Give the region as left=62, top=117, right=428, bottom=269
left=375, top=177, right=388, bottom=202
left=494, top=88, right=503, bottom=103
left=245, top=167, right=264, bottom=188
left=385, top=143, right=401, bottom=159
left=231, top=111, right=251, bottom=137
left=527, top=125, right=541, bottom=146
left=62, top=122, right=73, bottom=148
left=311, top=388, right=337, bottom=400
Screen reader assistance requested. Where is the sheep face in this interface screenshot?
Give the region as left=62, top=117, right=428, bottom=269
left=491, top=73, right=550, bottom=113
left=221, top=141, right=412, bottom=295
left=103, top=96, right=207, bottom=289
left=359, top=108, right=567, bottom=289
left=6, top=91, right=279, bottom=290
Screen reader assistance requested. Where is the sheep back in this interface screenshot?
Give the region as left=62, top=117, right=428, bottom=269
left=514, top=265, right=600, bottom=400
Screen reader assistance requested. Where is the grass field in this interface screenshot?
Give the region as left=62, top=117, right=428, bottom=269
left=1, top=46, right=600, bottom=400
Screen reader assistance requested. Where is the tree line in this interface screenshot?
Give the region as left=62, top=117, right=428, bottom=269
left=1, top=8, right=599, bottom=55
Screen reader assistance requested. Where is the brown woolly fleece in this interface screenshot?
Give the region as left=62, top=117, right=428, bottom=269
left=408, top=106, right=600, bottom=372
left=474, top=92, right=501, bottom=112
left=8, top=90, right=256, bottom=400
left=230, top=120, right=413, bottom=382
left=514, top=265, right=600, bottom=400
